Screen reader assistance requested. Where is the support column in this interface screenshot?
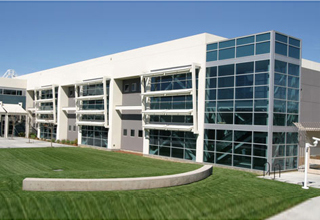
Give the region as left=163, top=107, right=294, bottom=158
left=4, top=114, right=9, bottom=138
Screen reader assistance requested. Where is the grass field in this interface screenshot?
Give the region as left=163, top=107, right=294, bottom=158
left=0, top=147, right=319, bottom=219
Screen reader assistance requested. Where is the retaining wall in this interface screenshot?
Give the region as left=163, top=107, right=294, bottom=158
left=23, top=165, right=212, bottom=191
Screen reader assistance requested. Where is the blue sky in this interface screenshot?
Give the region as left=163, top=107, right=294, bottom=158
left=0, top=1, right=319, bottom=76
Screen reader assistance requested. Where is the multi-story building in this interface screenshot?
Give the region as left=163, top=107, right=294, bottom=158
left=2, top=30, right=319, bottom=171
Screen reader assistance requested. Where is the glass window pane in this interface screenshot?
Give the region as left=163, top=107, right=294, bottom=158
left=217, top=130, right=233, bottom=141
left=287, top=101, right=299, bottom=113
left=289, top=37, right=300, bottom=47
left=237, top=36, right=254, bottom=45
left=254, top=113, right=268, bottom=125
left=276, top=33, right=288, bottom=43
left=218, top=88, right=234, bottom=99
left=219, top=39, right=235, bottom=49
left=206, top=66, right=217, bottom=78
left=254, top=132, right=268, bottom=144
left=233, top=155, right=251, bottom=169
left=216, top=153, right=232, bottom=166
left=207, top=43, right=217, bottom=51
left=274, top=86, right=286, bottom=99
left=236, top=87, right=253, bottom=99
left=273, top=114, right=286, bottom=126
left=286, top=145, right=298, bottom=156
left=256, top=33, right=270, bottom=42
left=254, top=100, right=268, bottom=112
left=253, top=145, right=268, bottom=157
left=205, top=112, right=216, bottom=124
left=256, top=42, right=270, bottom=55
left=204, top=129, right=215, bottom=140
left=236, top=44, right=254, bottom=57
left=235, top=100, right=253, bottom=112
left=235, top=113, right=252, bottom=125
left=206, top=78, right=216, bottom=88
left=218, top=76, right=234, bottom=88
left=274, top=73, right=287, bottom=86
left=286, top=157, right=298, bottom=170
left=289, top=46, right=300, bottom=59
left=234, top=131, right=252, bottom=143
left=288, top=76, right=299, bottom=88
left=216, top=141, right=233, bottom=153
left=255, top=73, right=269, bottom=85
left=217, top=113, right=233, bottom=124
left=203, top=151, right=215, bottom=163
left=253, top=157, right=267, bottom=171
left=236, top=75, right=253, bottom=87
left=287, top=88, right=299, bottom=101
left=219, top=48, right=235, bottom=60
left=288, top=63, right=300, bottom=76
left=274, top=100, right=286, bottom=113
left=255, top=86, right=269, bottom=98
left=236, top=62, right=254, bottom=75
left=219, top=64, right=234, bottom=76
left=287, top=114, right=299, bottom=126
left=275, top=42, right=287, bottom=56
left=206, top=89, right=216, bottom=100
left=255, top=60, right=270, bottom=72
left=287, top=132, right=298, bottom=144
left=218, top=101, right=233, bottom=112
left=273, top=144, right=285, bottom=156
left=205, top=101, right=216, bottom=112
left=207, top=51, right=217, bottom=62
left=275, top=60, right=287, bottom=73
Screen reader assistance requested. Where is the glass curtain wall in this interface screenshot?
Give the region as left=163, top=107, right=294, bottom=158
left=205, top=60, right=270, bottom=125
left=203, top=129, right=267, bottom=170
left=80, top=81, right=110, bottom=148
left=147, top=71, right=198, bottom=160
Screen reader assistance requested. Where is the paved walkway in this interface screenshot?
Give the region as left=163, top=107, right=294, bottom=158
left=259, top=171, right=320, bottom=188
left=0, top=137, right=73, bottom=148
left=260, top=172, right=320, bottom=219
left=268, top=196, right=320, bottom=220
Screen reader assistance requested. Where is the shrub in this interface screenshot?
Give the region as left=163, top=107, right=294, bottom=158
left=70, top=141, right=74, bottom=145
left=74, top=139, right=78, bottom=145
left=56, top=139, right=60, bottom=143
left=18, top=132, right=25, bottom=137
left=66, top=140, right=70, bottom=144
left=61, top=139, right=66, bottom=144
left=30, top=134, right=36, bottom=139
left=51, top=139, right=55, bottom=143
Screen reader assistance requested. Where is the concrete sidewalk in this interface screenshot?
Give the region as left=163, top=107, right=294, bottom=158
left=0, top=137, right=74, bottom=148
left=259, top=171, right=320, bottom=188
left=268, top=196, right=320, bottom=220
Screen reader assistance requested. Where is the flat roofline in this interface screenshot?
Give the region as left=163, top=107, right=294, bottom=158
left=302, top=59, right=320, bottom=72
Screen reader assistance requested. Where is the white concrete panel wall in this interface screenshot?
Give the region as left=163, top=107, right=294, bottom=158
left=0, top=78, right=27, bottom=89
left=17, top=33, right=227, bottom=157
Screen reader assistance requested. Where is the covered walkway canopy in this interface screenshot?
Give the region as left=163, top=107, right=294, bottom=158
left=0, top=102, right=27, bottom=138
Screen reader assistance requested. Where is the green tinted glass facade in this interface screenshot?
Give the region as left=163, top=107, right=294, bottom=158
left=206, top=31, right=301, bottom=171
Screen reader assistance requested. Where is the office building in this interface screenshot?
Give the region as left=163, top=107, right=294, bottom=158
left=1, top=31, right=320, bottom=171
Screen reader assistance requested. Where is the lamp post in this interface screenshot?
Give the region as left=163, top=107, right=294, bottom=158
left=302, top=137, right=319, bottom=189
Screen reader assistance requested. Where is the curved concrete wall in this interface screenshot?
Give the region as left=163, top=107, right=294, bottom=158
left=23, top=165, right=212, bottom=191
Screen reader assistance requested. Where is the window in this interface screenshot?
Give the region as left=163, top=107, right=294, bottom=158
left=123, top=129, right=127, bottom=136
left=131, top=83, right=136, bottom=92
left=73, top=126, right=76, bottom=131
left=138, top=130, right=143, bottom=137
left=69, top=125, right=71, bottom=131
left=131, top=129, right=135, bottom=137
left=124, top=84, right=129, bottom=92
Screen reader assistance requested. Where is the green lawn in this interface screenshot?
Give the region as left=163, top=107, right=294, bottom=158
left=0, top=147, right=319, bottom=219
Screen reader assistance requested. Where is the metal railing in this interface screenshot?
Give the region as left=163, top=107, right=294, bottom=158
left=263, top=162, right=271, bottom=176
